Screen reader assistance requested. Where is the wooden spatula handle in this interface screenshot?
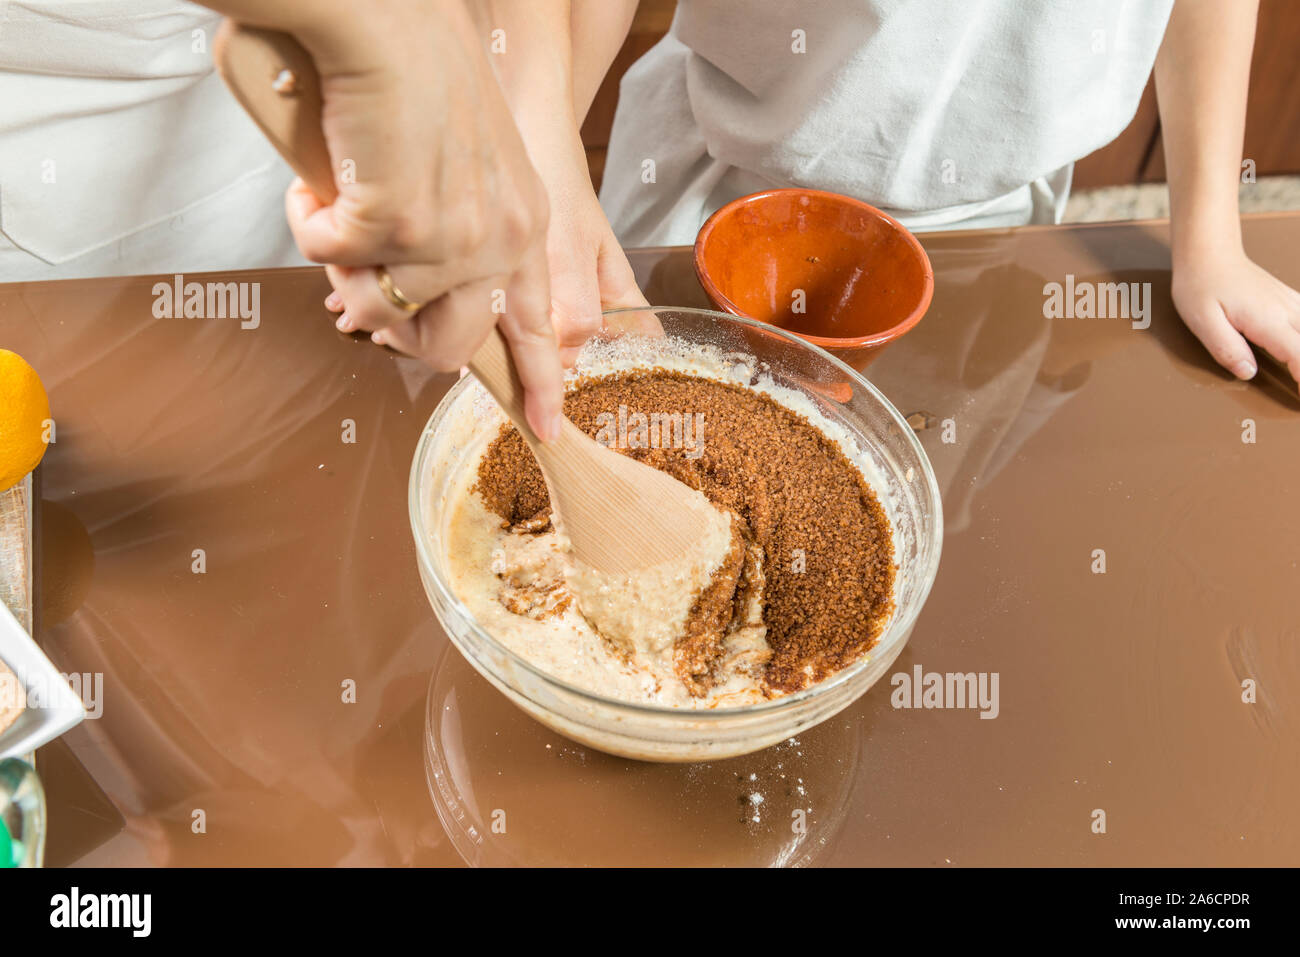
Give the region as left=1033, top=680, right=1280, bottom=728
left=214, top=22, right=337, bottom=204
left=214, top=20, right=540, bottom=441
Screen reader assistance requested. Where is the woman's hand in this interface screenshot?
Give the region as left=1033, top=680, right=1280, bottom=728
left=208, top=0, right=566, bottom=440
left=529, top=129, right=649, bottom=365
left=1173, top=244, right=1300, bottom=388
left=460, top=0, right=653, bottom=365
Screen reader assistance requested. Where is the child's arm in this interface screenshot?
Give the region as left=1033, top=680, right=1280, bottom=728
left=1155, top=0, right=1300, bottom=389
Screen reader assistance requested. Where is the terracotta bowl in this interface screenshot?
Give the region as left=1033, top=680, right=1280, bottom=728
left=694, top=188, right=934, bottom=369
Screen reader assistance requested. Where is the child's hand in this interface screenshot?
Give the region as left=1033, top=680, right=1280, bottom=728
left=1172, top=247, right=1300, bottom=390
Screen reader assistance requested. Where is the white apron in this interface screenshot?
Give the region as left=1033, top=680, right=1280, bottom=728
left=600, top=0, right=1174, bottom=246
left=0, top=0, right=306, bottom=282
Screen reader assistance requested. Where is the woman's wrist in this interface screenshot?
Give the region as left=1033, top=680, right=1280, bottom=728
left=513, top=106, right=586, bottom=187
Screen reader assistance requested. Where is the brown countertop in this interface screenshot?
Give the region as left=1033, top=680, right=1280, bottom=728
left=3, top=213, right=1297, bottom=866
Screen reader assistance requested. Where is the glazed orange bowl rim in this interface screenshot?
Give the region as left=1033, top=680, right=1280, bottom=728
left=693, top=187, right=935, bottom=350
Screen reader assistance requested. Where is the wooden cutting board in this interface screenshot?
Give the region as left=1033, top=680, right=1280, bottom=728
left=0, top=475, right=32, bottom=629
left=0, top=474, right=32, bottom=736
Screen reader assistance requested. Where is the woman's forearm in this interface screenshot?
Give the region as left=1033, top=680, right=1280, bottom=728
left=1154, top=0, right=1259, bottom=263
left=470, top=1, right=575, bottom=139
left=468, top=1, right=645, bottom=355
left=471, top=0, right=636, bottom=172
left=467, top=0, right=577, bottom=179
left=571, top=0, right=640, bottom=121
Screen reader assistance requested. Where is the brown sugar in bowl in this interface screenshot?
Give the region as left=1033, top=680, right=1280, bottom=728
left=694, top=189, right=934, bottom=369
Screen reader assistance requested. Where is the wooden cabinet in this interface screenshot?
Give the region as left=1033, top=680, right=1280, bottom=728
left=1076, top=0, right=1300, bottom=187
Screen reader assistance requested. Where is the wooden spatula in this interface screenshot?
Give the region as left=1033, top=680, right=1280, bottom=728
left=213, top=22, right=724, bottom=576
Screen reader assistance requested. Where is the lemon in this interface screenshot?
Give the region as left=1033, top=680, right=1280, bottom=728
left=0, top=349, right=51, bottom=492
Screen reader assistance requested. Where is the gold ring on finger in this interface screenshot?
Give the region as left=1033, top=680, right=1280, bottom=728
left=375, top=265, right=423, bottom=315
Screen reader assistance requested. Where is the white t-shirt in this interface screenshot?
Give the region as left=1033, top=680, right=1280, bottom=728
left=0, top=0, right=306, bottom=282
left=600, top=0, right=1174, bottom=245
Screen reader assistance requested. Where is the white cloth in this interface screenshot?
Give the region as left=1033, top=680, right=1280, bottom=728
left=600, top=0, right=1174, bottom=246
left=0, top=0, right=306, bottom=281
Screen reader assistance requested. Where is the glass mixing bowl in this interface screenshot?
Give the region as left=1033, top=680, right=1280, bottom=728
left=409, top=306, right=942, bottom=762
